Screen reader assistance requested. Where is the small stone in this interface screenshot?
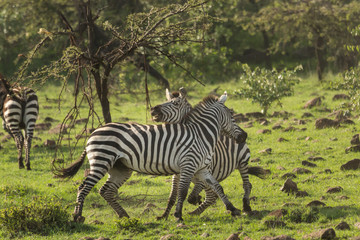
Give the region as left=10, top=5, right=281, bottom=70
left=306, top=200, right=326, bottom=207
left=280, top=178, right=298, bottom=194
left=268, top=209, right=287, bottom=219
left=326, top=186, right=343, bottom=194
left=351, top=134, right=360, bottom=145
left=257, top=129, right=271, bottom=134
left=277, top=137, right=288, bottom=142
left=226, top=233, right=240, bottom=240
left=281, top=173, right=297, bottom=179
left=302, top=160, right=317, bottom=167
left=292, top=167, right=312, bottom=174
left=335, top=221, right=350, bottom=230
left=296, top=191, right=309, bottom=198
left=340, top=159, right=360, bottom=170
left=259, top=148, right=272, bottom=154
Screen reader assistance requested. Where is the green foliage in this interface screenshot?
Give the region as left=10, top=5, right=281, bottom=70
left=284, top=207, right=319, bottom=224
left=234, top=64, right=302, bottom=115
left=115, top=218, right=146, bottom=233
left=0, top=196, right=70, bottom=237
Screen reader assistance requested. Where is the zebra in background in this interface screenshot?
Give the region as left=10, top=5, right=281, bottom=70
left=151, top=87, right=267, bottom=219
left=0, top=74, right=39, bottom=170
left=54, top=92, right=247, bottom=222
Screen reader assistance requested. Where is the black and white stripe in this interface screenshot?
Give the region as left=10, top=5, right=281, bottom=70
left=0, top=75, right=39, bottom=170
left=55, top=92, right=247, bottom=222
left=151, top=88, right=267, bottom=219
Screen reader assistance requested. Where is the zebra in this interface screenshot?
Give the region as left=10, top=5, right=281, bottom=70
left=151, top=87, right=267, bottom=219
left=0, top=74, right=39, bottom=170
left=54, top=91, right=248, bottom=222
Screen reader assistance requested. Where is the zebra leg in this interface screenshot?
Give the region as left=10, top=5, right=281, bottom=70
left=195, top=169, right=241, bottom=217
left=24, top=135, right=33, bottom=170
left=187, top=180, right=205, bottom=205
left=174, top=166, right=197, bottom=222
left=73, top=165, right=109, bottom=222
left=188, top=186, right=218, bottom=215
left=157, top=174, right=179, bottom=220
left=99, top=165, right=133, bottom=218
left=13, top=131, right=25, bottom=169
left=238, top=165, right=252, bottom=213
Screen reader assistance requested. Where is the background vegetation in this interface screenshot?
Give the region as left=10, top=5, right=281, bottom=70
left=1, top=0, right=360, bottom=239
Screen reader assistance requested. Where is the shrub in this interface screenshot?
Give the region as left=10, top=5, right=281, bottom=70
left=116, top=218, right=146, bottom=233
left=234, top=64, right=302, bottom=115
left=0, top=196, right=70, bottom=237
left=285, top=207, right=319, bottom=223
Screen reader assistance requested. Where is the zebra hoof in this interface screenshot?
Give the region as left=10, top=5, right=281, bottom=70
left=156, top=215, right=167, bottom=220
left=230, top=208, right=241, bottom=217
left=73, top=215, right=85, bottom=223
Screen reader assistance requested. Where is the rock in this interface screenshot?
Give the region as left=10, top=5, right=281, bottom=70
left=264, top=220, right=286, bottom=228
left=44, top=139, right=56, bottom=148
left=245, top=112, right=264, bottom=119
left=302, top=160, right=317, bottom=167
left=44, top=117, right=58, bottom=122
left=257, top=129, right=271, bottom=134
left=305, top=228, right=336, bottom=240
left=271, top=111, right=291, bottom=118
left=268, top=209, right=287, bottom=219
left=340, top=159, right=360, bottom=170
left=308, top=156, right=324, bottom=161
left=306, top=200, right=326, bottom=207
left=351, top=134, right=360, bottom=145
left=304, top=97, right=323, bottom=109
left=272, top=124, right=283, bottom=130
left=335, top=221, right=350, bottom=230
left=160, top=234, right=176, bottom=240
left=35, top=122, right=52, bottom=131
left=354, top=222, right=360, bottom=229
left=328, top=110, right=351, bottom=121
left=283, top=126, right=297, bottom=132
left=226, top=233, right=240, bottom=240
left=315, top=118, right=340, bottom=129
left=324, top=169, right=332, bottom=174
left=280, top=178, right=298, bottom=193
left=295, top=191, right=309, bottom=197
left=234, top=113, right=249, bottom=123
left=260, top=119, right=270, bottom=126
left=1, top=134, right=12, bottom=143
left=259, top=148, right=272, bottom=154
left=201, top=232, right=210, bottom=238
left=277, top=137, right=288, bottom=142
left=292, top=167, right=312, bottom=174
left=302, top=112, right=314, bottom=118
left=345, top=144, right=360, bottom=153
left=48, top=123, right=68, bottom=134
left=326, top=186, right=343, bottom=194
left=281, top=173, right=297, bottom=179
left=332, top=93, right=350, bottom=101
left=261, top=235, right=295, bottom=240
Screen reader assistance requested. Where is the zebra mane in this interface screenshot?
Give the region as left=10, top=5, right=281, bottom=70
left=182, top=95, right=219, bottom=123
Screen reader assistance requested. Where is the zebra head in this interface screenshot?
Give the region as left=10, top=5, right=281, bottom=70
left=215, top=91, right=247, bottom=144
left=151, top=87, right=192, bottom=124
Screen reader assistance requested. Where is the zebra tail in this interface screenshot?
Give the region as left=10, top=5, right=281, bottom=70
left=248, top=166, right=270, bottom=179
left=53, top=149, right=87, bottom=179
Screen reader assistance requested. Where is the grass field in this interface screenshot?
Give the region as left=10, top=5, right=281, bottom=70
left=1, top=75, right=360, bottom=239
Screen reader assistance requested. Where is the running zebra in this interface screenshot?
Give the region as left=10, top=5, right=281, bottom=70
left=151, top=88, right=267, bottom=219
left=54, top=92, right=247, bottom=222
left=0, top=74, right=39, bottom=170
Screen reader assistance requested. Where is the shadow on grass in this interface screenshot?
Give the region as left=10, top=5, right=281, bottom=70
left=318, top=205, right=360, bottom=220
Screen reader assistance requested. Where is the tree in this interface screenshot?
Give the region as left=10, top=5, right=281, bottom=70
left=234, top=64, right=301, bottom=115
left=243, top=0, right=360, bottom=81
left=13, top=0, right=209, bottom=124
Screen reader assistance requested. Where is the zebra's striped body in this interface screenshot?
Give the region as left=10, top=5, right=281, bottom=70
left=55, top=93, right=247, bottom=222
left=0, top=76, right=39, bottom=170
left=151, top=88, right=266, bottom=219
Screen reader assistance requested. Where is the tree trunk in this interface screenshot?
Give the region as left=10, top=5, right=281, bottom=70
left=262, top=30, right=272, bottom=69
left=92, top=65, right=112, bottom=123
left=315, top=36, right=326, bottom=81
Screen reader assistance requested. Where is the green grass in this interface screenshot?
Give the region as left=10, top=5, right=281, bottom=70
left=1, top=75, right=360, bottom=239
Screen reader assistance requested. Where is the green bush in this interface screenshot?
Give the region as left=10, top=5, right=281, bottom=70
left=285, top=207, right=319, bottom=223
left=0, top=196, right=70, bottom=237
left=116, top=218, right=146, bottom=233
left=234, top=64, right=302, bottom=115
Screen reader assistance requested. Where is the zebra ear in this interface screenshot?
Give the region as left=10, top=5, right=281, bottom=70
left=179, top=87, right=187, bottom=99
left=166, top=88, right=173, bottom=101
left=218, top=91, right=227, bottom=103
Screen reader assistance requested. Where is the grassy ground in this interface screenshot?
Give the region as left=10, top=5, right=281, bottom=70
left=0, top=75, right=360, bottom=239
